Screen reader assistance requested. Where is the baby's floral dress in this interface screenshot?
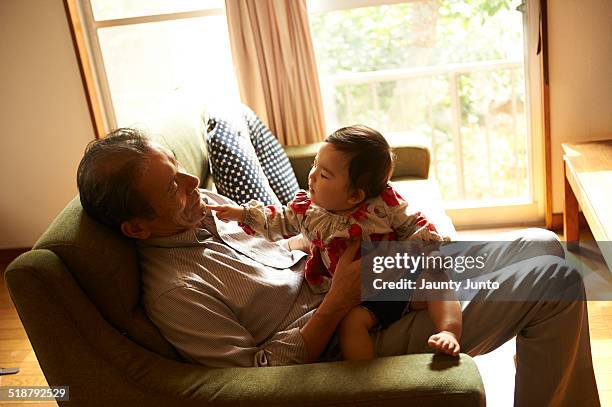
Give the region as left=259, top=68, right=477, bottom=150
left=240, top=185, right=449, bottom=291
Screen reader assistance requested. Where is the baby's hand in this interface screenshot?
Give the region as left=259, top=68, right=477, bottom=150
left=206, top=204, right=245, bottom=223
left=427, top=331, right=460, bottom=356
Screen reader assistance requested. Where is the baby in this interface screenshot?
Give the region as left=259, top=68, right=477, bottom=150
left=208, top=125, right=462, bottom=360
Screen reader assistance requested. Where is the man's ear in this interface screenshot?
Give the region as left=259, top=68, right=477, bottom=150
left=348, top=188, right=366, bottom=205
left=120, top=219, right=151, bottom=240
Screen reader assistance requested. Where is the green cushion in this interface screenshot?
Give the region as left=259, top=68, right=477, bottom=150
left=146, top=106, right=210, bottom=184
left=33, top=196, right=180, bottom=360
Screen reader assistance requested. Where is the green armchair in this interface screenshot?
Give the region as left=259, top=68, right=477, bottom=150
left=4, top=108, right=484, bottom=406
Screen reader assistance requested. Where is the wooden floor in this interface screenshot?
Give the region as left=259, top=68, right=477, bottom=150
left=0, top=227, right=610, bottom=407
left=0, top=263, right=57, bottom=407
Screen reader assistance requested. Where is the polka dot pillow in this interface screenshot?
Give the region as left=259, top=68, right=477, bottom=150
left=241, top=106, right=300, bottom=204
left=206, top=113, right=281, bottom=206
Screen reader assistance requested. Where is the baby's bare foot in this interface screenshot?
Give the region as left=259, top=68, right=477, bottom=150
left=428, top=331, right=460, bottom=356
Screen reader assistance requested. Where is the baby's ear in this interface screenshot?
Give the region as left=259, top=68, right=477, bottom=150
left=348, top=188, right=366, bottom=205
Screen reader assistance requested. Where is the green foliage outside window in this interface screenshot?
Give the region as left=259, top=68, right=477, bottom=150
left=310, top=0, right=528, bottom=203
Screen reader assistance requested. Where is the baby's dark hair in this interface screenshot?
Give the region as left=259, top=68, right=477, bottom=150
left=324, top=124, right=394, bottom=199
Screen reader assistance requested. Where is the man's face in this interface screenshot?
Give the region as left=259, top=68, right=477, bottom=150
left=122, top=143, right=206, bottom=239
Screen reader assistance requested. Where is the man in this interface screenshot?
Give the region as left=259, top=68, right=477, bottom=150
left=77, top=128, right=600, bottom=406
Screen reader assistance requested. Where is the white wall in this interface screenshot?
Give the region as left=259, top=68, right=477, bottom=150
left=548, top=0, right=612, bottom=213
left=0, top=0, right=95, bottom=248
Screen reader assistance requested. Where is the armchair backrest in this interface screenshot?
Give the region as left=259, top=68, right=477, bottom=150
left=29, top=107, right=214, bottom=360
left=146, top=105, right=211, bottom=187
left=33, top=197, right=181, bottom=360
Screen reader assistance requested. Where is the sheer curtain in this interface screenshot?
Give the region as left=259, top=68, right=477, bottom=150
left=224, top=0, right=326, bottom=146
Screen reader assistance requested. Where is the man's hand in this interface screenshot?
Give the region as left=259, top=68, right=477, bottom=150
left=300, top=240, right=362, bottom=362
left=206, top=204, right=245, bottom=223
left=326, top=240, right=362, bottom=312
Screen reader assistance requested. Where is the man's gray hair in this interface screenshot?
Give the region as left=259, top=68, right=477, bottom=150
left=77, top=128, right=156, bottom=230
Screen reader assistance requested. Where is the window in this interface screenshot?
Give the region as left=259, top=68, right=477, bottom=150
left=76, top=0, right=240, bottom=128
left=308, top=0, right=545, bottom=227
left=72, top=0, right=544, bottom=227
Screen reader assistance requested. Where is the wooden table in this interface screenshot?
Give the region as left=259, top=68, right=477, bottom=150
left=563, top=140, right=612, bottom=270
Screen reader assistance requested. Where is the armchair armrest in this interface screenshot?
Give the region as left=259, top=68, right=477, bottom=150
left=176, top=354, right=485, bottom=406
left=285, top=143, right=321, bottom=189
left=391, top=144, right=430, bottom=180
left=386, top=133, right=431, bottom=180
left=284, top=139, right=431, bottom=189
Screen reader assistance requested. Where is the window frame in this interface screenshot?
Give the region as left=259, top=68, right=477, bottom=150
left=447, top=0, right=546, bottom=229
left=307, top=0, right=547, bottom=228
left=65, top=0, right=226, bottom=133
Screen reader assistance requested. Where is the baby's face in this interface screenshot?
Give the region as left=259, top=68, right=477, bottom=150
left=308, top=142, right=362, bottom=213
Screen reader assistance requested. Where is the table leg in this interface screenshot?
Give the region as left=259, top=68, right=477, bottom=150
left=563, top=161, right=579, bottom=251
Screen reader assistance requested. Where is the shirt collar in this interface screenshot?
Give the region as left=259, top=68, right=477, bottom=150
left=137, top=221, right=214, bottom=248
